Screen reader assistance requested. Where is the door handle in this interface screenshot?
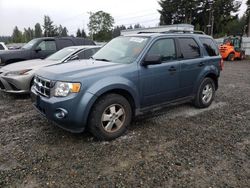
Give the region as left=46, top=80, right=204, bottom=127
left=168, top=66, right=177, bottom=72
left=198, top=62, right=205, bottom=67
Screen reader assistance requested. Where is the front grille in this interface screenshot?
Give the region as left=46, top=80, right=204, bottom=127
left=33, top=76, right=52, bottom=98
left=0, top=80, right=5, bottom=89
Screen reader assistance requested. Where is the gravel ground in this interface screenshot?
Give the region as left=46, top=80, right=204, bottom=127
left=0, top=61, right=250, bottom=187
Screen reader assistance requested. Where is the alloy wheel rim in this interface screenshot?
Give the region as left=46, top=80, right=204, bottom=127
left=202, top=83, right=213, bottom=104
left=101, top=104, right=126, bottom=133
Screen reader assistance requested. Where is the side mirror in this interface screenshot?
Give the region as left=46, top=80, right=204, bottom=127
left=35, top=47, right=42, bottom=52
left=142, top=54, right=162, bottom=66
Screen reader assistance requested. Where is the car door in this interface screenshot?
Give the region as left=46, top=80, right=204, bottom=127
left=32, top=40, right=57, bottom=59
left=177, top=37, right=204, bottom=97
left=139, top=38, right=180, bottom=107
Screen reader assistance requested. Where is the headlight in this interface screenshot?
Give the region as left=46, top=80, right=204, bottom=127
left=5, top=69, right=32, bottom=76
left=54, top=81, right=81, bottom=97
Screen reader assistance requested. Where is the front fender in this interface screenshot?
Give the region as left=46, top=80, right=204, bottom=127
left=87, top=76, right=139, bottom=107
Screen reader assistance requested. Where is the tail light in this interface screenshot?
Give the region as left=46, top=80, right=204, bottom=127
left=219, top=58, right=224, bottom=71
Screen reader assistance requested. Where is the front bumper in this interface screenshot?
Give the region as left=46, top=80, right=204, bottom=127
left=31, top=86, right=97, bottom=133
left=0, top=74, right=32, bottom=94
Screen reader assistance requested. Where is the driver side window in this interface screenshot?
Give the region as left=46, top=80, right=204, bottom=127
left=147, top=38, right=177, bottom=62
left=38, top=40, right=56, bottom=51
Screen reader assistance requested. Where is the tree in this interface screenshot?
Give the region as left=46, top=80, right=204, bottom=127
left=76, top=28, right=87, bottom=38
left=76, top=28, right=82, bottom=37
left=112, top=25, right=126, bottom=38
left=81, top=29, right=87, bottom=38
left=134, top=23, right=143, bottom=29
left=88, top=11, right=114, bottom=41
left=62, top=27, right=68, bottom=37
left=12, top=26, right=23, bottom=43
left=158, top=0, right=241, bottom=36
left=246, top=0, right=250, bottom=36
left=57, top=25, right=68, bottom=37
left=34, top=23, right=42, bottom=38
left=43, top=15, right=58, bottom=37
left=23, top=27, right=34, bottom=42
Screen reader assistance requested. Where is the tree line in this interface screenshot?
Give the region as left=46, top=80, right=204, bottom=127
left=5, top=12, right=143, bottom=43
left=3, top=1, right=250, bottom=44
left=159, top=0, right=248, bottom=37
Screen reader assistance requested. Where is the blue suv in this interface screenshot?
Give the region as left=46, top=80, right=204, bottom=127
left=31, top=31, right=223, bottom=140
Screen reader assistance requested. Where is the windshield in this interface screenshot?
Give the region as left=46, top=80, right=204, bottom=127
left=93, top=36, right=149, bottom=64
left=22, top=39, right=39, bottom=50
left=46, top=47, right=79, bottom=61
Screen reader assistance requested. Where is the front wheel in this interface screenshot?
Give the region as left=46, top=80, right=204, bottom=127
left=88, top=93, right=132, bottom=140
left=193, top=78, right=215, bottom=108
left=227, top=53, right=235, bottom=61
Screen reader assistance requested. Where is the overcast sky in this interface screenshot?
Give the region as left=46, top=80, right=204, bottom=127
left=0, top=0, right=248, bottom=36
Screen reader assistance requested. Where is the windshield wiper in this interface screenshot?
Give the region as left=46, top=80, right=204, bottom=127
left=94, top=58, right=111, bottom=62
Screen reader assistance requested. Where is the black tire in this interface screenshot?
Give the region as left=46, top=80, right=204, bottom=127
left=88, top=93, right=132, bottom=141
left=240, top=52, right=245, bottom=60
left=193, top=77, right=215, bottom=108
left=227, top=53, right=235, bottom=61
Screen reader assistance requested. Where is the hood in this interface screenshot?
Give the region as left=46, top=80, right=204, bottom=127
left=0, top=49, right=25, bottom=56
left=0, top=59, right=60, bottom=72
left=37, top=59, right=127, bottom=81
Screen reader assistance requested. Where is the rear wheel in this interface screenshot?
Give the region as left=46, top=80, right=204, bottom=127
left=227, top=53, right=235, bottom=61
left=88, top=93, right=132, bottom=140
left=193, top=78, right=215, bottom=108
left=240, top=52, right=245, bottom=60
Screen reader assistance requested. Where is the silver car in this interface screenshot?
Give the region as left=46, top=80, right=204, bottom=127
left=0, top=45, right=100, bottom=94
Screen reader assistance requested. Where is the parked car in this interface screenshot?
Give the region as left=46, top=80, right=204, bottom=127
left=31, top=31, right=223, bottom=140
left=0, top=42, right=8, bottom=50
left=0, top=37, right=95, bottom=65
left=0, top=46, right=100, bottom=94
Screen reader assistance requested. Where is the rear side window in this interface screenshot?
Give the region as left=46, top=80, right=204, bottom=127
left=200, top=38, right=219, bottom=56
left=57, top=39, right=74, bottom=49
left=178, top=38, right=200, bottom=59
left=0, top=44, right=4, bottom=50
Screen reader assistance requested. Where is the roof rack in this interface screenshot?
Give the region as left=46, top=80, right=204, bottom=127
left=137, top=31, right=158, bottom=34
left=137, top=30, right=205, bottom=35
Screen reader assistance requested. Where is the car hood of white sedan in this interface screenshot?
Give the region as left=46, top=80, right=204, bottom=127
left=0, top=59, right=61, bottom=72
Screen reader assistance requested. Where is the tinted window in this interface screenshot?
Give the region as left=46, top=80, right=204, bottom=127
left=0, top=44, right=4, bottom=50
left=58, top=39, right=74, bottom=49
left=179, top=38, right=200, bottom=59
left=38, top=40, right=56, bottom=51
left=78, top=49, right=97, bottom=59
left=200, top=38, right=219, bottom=56
left=147, top=38, right=176, bottom=62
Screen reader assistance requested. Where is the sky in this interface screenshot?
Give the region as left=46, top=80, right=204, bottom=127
left=0, top=0, right=248, bottom=36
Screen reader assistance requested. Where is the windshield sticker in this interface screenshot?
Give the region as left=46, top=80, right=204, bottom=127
left=130, top=37, right=146, bottom=43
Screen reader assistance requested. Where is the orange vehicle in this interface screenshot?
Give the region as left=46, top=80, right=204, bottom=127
left=219, top=36, right=245, bottom=61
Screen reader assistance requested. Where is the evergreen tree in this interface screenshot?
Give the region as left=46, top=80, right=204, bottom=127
left=43, top=15, right=58, bottom=37
left=76, top=28, right=82, bottom=37
left=12, top=26, right=23, bottom=43
left=34, top=23, right=42, bottom=38
left=158, top=0, right=241, bottom=35
left=62, top=27, right=68, bottom=37
left=81, top=29, right=87, bottom=38
left=23, top=27, right=34, bottom=42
